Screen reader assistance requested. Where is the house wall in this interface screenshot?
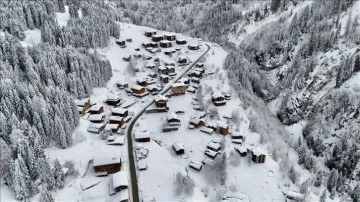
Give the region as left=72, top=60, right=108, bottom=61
left=94, top=163, right=121, bottom=174
left=171, top=86, right=187, bottom=94
left=135, top=137, right=151, bottom=142
left=89, top=107, right=104, bottom=114
left=132, top=88, right=146, bottom=94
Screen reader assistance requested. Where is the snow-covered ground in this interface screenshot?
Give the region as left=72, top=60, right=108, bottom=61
left=135, top=41, right=287, bottom=201
left=20, top=29, right=41, bottom=47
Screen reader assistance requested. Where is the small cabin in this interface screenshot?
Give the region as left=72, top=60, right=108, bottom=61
left=148, top=72, right=157, bottom=78
left=111, top=108, right=128, bottom=117
left=224, top=93, right=231, bottom=100
left=88, top=104, right=105, bottom=114
left=217, top=122, right=229, bottom=135
left=164, top=50, right=173, bottom=56
left=122, top=55, right=131, bottom=62
left=188, top=70, right=202, bottom=78
left=176, top=39, right=187, bottom=45
left=111, top=171, right=128, bottom=192
left=167, top=113, right=181, bottom=126
left=232, top=132, right=245, bottom=141
left=191, top=77, right=200, bottom=84
left=105, top=124, right=121, bottom=133
left=145, top=30, right=157, bottom=37
left=93, top=156, right=121, bottom=174
left=142, top=42, right=158, bottom=48
left=189, top=118, right=205, bottom=128
left=116, top=40, right=126, bottom=47
left=88, top=113, right=106, bottom=123
left=135, top=133, right=151, bottom=142
left=152, top=34, right=164, bottom=42
left=235, top=146, right=247, bottom=157
left=173, top=142, right=185, bottom=155
left=171, top=83, right=187, bottom=95
left=178, top=57, right=187, bottom=64
left=212, top=93, right=226, bottom=106
left=164, top=34, right=176, bottom=41
left=200, top=127, right=214, bottom=135
left=145, top=63, right=156, bottom=69
left=166, top=66, right=176, bottom=75
left=205, top=149, right=218, bottom=159
left=137, top=78, right=147, bottom=87
left=164, top=62, right=175, bottom=66
left=131, top=85, right=146, bottom=95
left=116, top=80, right=129, bottom=89
left=106, top=95, right=121, bottom=107
left=189, top=161, right=202, bottom=171
left=160, top=40, right=172, bottom=48
left=160, top=74, right=170, bottom=84
left=155, top=94, right=168, bottom=108
left=147, top=85, right=161, bottom=94
left=109, top=116, right=124, bottom=125
left=195, top=63, right=205, bottom=68
left=87, top=123, right=106, bottom=134
left=126, top=38, right=132, bottom=42
left=188, top=44, right=200, bottom=50
left=177, top=78, right=190, bottom=85
left=162, top=124, right=179, bottom=132
left=207, top=142, right=221, bottom=152
left=252, top=149, right=266, bottom=163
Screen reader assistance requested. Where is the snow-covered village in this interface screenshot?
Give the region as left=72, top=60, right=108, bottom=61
left=1, top=0, right=360, bottom=202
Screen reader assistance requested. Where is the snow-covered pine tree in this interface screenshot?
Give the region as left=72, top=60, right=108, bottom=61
left=53, top=159, right=65, bottom=189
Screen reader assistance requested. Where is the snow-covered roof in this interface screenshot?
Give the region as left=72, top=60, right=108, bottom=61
left=232, top=132, right=244, bottom=138
left=109, top=116, right=123, bottom=122
left=235, top=146, right=247, bottom=153
left=155, top=94, right=167, bottom=102
left=137, top=77, right=146, bottom=83
left=189, top=118, right=204, bottom=125
left=217, top=121, right=228, bottom=128
left=172, top=83, right=187, bottom=88
left=111, top=108, right=128, bottom=115
left=205, top=149, right=218, bottom=158
left=131, top=85, right=145, bottom=90
left=188, top=43, right=199, bottom=47
left=207, top=142, right=221, bottom=151
left=106, top=136, right=125, bottom=145
left=87, top=123, right=105, bottom=133
left=252, top=147, right=266, bottom=156
left=112, top=171, right=128, bottom=188
left=88, top=104, right=103, bottom=111
left=189, top=161, right=202, bottom=170
left=135, top=133, right=150, bottom=139
left=160, top=40, right=172, bottom=44
left=138, top=162, right=147, bottom=170
left=93, top=156, right=121, bottom=167
left=166, top=65, right=175, bottom=70
left=173, top=142, right=184, bottom=152
left=177, top=38, right=186, bottom=42
left=152, top=34, right=163, bottom=38
left=212, top=92, right=224, bottom=99
left=75, top=98, right=90, bottom=106
left=178, top=78, right=189, bottom=83
left=119, top=189, right=129, bottom=201
left=200, top=127, right=214, bottom=134
left=107, top=94, right=121, bottom=101
left=116, top=80, right=127, bottom=85
left=105, top=124, right=120, bottom=131
left=167, top=113, right=179, bottom=121
left=88, top=113, right=105, bottom=121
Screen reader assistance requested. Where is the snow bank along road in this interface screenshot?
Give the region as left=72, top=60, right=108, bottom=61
left=126, top=43, right=211, bottom=202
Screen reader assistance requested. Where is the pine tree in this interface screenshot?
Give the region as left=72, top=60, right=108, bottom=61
left=314, top=170, right=323, bottom=187
left=53, top=159, right=64, bottom=189
left=327, top=170, right=338, bottom=192
left=288, top=166, right=297, bottom=183
left=320, top=189, right=326, bottom=202
left=353, top=55, right=360, bottom=72
left=40, top=158, right=55, bottom=191
left=58, top=0, right=65, bottom=13
left=40, top=188, right=55, bottom=202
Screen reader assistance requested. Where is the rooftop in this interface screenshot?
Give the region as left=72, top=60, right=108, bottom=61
left=93, top=156, right=121, bottom=167
left=173, top=142, right=184, bottom=151
left=112, top=171, right=128, bottom=188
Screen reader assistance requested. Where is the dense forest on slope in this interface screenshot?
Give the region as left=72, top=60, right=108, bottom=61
left=0, top=0, right=118, bottom=200
left=115, top=0, right=360, bottom=200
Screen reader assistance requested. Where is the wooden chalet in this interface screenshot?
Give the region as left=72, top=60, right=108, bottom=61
left=152, top=34, right=164, bottom=42
left=88, top=104, right=104, bottom=114
left=116, top=40, right=126, bottom=47
left=232, top=132, right=245, bottom=141
left=93, top=156, right=121, bottom=174
left=178, top=77, right=190, bottom=85
left=87, top=123, right=106, bottom=134
left=217, top=122, right=229, bottom=135
left=88, top=113, right=106, bottom=123
left=160, top=74, right=170, bottom=84
left=106, top=95, right=121, bottom=107
left=171, top=83, right=187, bottom=95
left=252, top=148, right=266, bottom=163
left=176, top=39, right=187, bottom=45
left=116, top=80, right=129, bottom=89
left=131, top=85, right=146, bottom=95
left=191, top=77, right=200, bottom=84
left=188, top=70, right=202, bottom=78
left=159, top=40, right=172, bottom=48
left=188, top=44, right=200, bottom=50
left=111, top=171, right=128, bottom=192
left=173, top=142, right=185, bottom=155
left=164, top=34, right=176, bottom=41
left=189, top=118, right=205, bottom=128
left=109, top=116, right=124, bottom=125
left=111, top=108, right=128, bottom=117
left=164, top=61, right=175, bottom=66
left=137, top=78, right=147, bottom=87
left=224, top=93, right=231, bottom=100
left=75, top=98, right=91, bottom=116
left=155, top=94, right=168, bottom=108
left=145, top=30, right=157, bottom=37
left=135, top=133, right=151, bottom=142
left=212, top=92, right=226, bottom=106
left=195, top=63, right=205, bottom=68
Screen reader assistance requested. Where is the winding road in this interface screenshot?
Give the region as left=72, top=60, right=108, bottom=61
left=126, top=43, right=211, bottom=202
